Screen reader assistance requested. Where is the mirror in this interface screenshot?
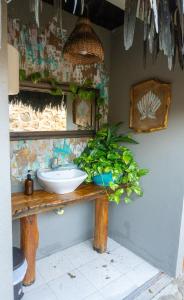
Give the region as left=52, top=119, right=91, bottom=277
left=9, top=81, right=98, bottom=140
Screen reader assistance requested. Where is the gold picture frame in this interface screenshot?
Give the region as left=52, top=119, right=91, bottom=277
left=130, top=79, right=171, bottom=132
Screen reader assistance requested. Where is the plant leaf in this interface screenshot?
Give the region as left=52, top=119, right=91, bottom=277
left=138, top=169, right=149, bottom=176
left=124, top=197, right=132, bottom=204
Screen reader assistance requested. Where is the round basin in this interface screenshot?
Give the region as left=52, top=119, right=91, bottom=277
left=37, top=168, right=87, bottom=194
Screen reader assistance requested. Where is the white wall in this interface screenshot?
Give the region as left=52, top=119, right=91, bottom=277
left=0, top=2, right=13, bottom=299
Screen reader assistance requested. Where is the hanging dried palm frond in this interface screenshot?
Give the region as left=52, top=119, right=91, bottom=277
left=175, top=9, right=184, bottom=69
left=148, top=10, right=155, bottom=54
left=150, top=0, right=158, bottom=33
left=80, top=0, right=84, bottom=15
left=124, top=0, right=139, bottom=50
left=152, top=32, right=159, bottom=64
left=30, top=0, right=42, bottom=27
left=64, top=0, right=85, bottom=15
left=159, top=0, right=173, bottom=68
left=55, top=0, right=63, bottom=30
left=169, top=11, right=176, bottom=70
left=177, top=0, right=184, bottom=43
left=143, top=0, right=151, bottom=41
left=73, top=0, right=78, bottom=14
left=122, top=0, right=184, bottom=70
left=9, top=90, right=66, bottom=113
left=138, top=0, right=144, bottom=21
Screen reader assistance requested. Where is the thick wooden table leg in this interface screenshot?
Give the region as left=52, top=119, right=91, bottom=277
left=20, top=215, right=39, bottom=286
left=93, top=195, right=109, bottom=253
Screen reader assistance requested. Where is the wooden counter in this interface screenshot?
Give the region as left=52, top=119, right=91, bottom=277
left=12, top=184, right=109, bottom=286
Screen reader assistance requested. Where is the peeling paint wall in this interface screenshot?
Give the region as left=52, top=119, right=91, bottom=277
left=8, top=7, right=110, bottom=187
left=11, top=137, right=88, bottom=187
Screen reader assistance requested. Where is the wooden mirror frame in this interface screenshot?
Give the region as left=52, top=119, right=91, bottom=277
left=10, top=81, right=99, bottom=141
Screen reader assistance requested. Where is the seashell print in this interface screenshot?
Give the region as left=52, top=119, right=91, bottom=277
left=137, top=91, right=161, bottom=120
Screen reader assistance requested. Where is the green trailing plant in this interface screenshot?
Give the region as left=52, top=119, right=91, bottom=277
left=69, top=79, right=96, bottom=102
left=19, top=71, right=104, bottom=109
left=19, top=69, right=27, bottom=81
left=69, top=79, right=106, bottom=122
left=74, top=123, right=149, bottom=204
left=49, top=78, right=63, bottom=97
left=19, top=71, right=105, bottom=119
left=19, top=69, right=63, bottom=97
left=28, top=72, right=42, bottom=84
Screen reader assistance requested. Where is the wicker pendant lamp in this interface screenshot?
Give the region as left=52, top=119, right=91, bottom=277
left=63, top=17, right=104, bottom=65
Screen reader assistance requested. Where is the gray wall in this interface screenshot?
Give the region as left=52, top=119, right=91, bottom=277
left=9, top=1, right=111, bottom=258
left=0, top=2, right=13, bottom=299
left=109, top=23, right=184, bottom=277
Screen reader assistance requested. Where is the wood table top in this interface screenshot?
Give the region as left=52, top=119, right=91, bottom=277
left=12, top=184, right=107, bottom=220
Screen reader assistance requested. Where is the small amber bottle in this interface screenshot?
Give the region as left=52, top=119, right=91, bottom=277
left=24, top=170, right=34, bottom=196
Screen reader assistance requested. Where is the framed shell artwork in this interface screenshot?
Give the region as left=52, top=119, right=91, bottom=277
left=130, top=79, right=171, bottom=132
left=73, top=98, right=94, bottom=129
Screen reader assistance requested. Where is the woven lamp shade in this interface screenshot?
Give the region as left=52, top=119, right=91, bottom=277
left=63, top=17, right=104, bottom=65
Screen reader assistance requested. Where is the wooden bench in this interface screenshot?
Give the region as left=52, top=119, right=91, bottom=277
left=12, top=184, right=109, bottom=286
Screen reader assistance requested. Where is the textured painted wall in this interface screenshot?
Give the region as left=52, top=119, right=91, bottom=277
left=8, top=14, right=109, bottom=126
left=8, top=16, right=109, bottom=97
left=11, top=137, right=88, bottom=187
left=109, top=22, right=184, bottom=277
left=9, top=0, right=110, bottom=187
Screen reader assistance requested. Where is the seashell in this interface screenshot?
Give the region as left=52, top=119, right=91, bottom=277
left=137, top=91, right=161, bottom=120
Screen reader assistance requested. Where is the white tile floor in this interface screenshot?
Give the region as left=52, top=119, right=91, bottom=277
left=23, top=238, right=160, bottom=300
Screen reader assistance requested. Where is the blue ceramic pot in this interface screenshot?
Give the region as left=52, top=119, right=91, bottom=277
left=93, top=172, right=113, bottom=187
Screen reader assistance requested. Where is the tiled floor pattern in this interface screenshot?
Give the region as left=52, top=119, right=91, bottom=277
left=23, top=238, right=160, bottom=300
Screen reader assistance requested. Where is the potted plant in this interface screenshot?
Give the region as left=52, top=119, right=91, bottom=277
left=74, top=123, right=148, bottom=204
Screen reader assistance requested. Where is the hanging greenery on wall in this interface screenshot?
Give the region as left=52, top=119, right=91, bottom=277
left=69, top=79, right=97, bottom=102
left=69, top=79, right=106, bottom=122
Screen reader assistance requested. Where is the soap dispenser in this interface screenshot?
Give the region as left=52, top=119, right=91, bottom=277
left=24, top=170, right=34, bottom=196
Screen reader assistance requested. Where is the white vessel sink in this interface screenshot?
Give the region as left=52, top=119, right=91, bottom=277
left=37, top=168, right=87, bottom=194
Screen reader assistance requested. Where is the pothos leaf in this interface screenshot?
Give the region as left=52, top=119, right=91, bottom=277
left=138, top=169, right=149, bottom=177
left=124, top=197, right=132, bottom=204
left=74, top=123, right=148, bottom=204
left=69, top=83, right=78, bottom=94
